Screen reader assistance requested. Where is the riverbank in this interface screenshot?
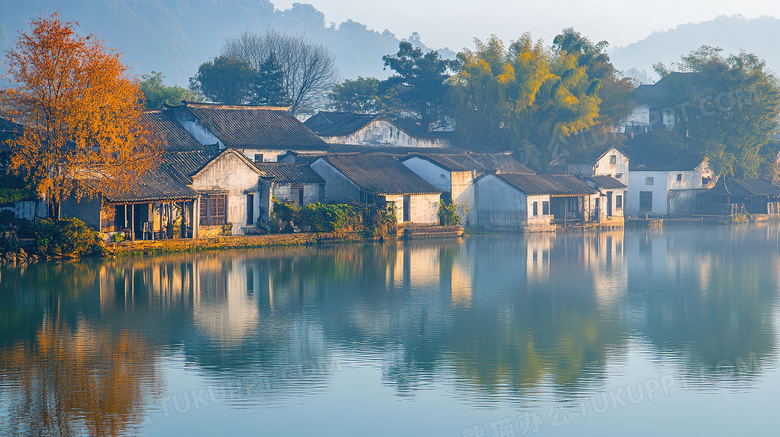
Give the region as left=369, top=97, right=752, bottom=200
left=0, top=225, right=465, bottom=263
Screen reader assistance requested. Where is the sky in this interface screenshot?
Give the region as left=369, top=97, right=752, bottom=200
left=272, top=0, right=780, bottom=51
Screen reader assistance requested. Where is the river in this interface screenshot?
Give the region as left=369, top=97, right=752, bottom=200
left=1, top=225, right=779, bottom=436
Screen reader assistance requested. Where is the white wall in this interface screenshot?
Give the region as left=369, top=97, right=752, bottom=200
left=594, top=148, right=630, bottom=188
left=627, top=170, right=669, bottom=216
left=475, top=175, right=553, bottom=230
left=383, top=193, right=440, bottom=224
left=402, top=158, right=476, bottom=226
left=1, top=199, right=48, bottom=222
left=324, top=119, right=449, bottom=148
left=310, top=159, right=362, bottom=202
left=178, top=119, right=224, bottom=148
left=191, top=151, right=262, bottom=235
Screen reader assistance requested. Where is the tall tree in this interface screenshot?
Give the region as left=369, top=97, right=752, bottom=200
left=328, top=77, right=397, bottom=114
left=646, top=46, right=780, bottom=177
left=553, top=28, right=635, bottom=130
left=222, top=30, right=338, bottom=113
left=139, top=71, right=201, bottom=109
left=190, top=56, right=256, bottom=105
left=450, top=34, right=601, bottom=166
left=382, top=41, right=454, bottom=131
left=3, top=13, right=161, bottom=218
left=250, top=53, right=291, bottom=106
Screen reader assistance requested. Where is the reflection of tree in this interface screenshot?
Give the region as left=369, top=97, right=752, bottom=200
left=627, top=227, right=778, bottom=384
left=0, top=319, right=163, bottom=436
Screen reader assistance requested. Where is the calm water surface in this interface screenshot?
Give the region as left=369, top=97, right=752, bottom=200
left=1, top=226, right=780, bottom=436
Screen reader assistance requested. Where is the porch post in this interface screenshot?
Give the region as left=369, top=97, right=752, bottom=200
left=130, top=203, right=135, bottom=241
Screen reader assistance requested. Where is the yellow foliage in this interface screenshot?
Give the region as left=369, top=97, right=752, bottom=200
left=4, top=13, right=162, bottom=212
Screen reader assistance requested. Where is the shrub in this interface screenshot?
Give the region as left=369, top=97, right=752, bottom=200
left=438, top=199, right=461, bottom=226
left=34, top=218, right=107, bottom=257
left=297, top=202, right=352, bottom=232
left=272, top=200, right=298, bottom=233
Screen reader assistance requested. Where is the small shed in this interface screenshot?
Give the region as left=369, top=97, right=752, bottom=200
left=476, top=174, right=597, bottom=231
left=584, top=175, right=627, bottom=226
left=697, top=177, right=780, bottom=215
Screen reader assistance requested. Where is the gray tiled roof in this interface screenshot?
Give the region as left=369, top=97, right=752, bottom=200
left=318, top=153, right=441, bottom=195
left=631, top=153, right=706, bottom=172
left=497, top=174, right=597, bottom=196
left=700, top=177, right=780, bottom=197
left=305, top=112, right=377, bottom=136
left=164, top=150, right=217, bottom=181
left=180, top=103, right=328, bottom=150
left=254, top=163, right=324, bottom=183
left=405, top=153, right=535, bottom=175
left=143, top=111, right=206, bottom=151
left=585, top=176, right=627, bottom=189
left=99, top=164, right=199, bottom=203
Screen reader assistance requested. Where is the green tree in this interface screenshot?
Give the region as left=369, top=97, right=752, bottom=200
left=190, top=56, right=256, bottom=105
left=250, top=53, right=291, bottom=106
left=139, top=71, right=200, bottom=109
left=553, top=28, right=635, bottom=129
left=450, top=34, right=601, bottom=166
left=645, top=46, right=780, bottom=177
left=382, top=41, right=454, bottom=131
left=328, top=77, right=397, bottom=114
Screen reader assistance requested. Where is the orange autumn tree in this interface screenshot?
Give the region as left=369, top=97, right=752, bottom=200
left=3, top=13, right=161, bottom=217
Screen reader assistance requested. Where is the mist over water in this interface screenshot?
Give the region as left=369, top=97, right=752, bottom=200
left=1, top=225, right=778, bottom=436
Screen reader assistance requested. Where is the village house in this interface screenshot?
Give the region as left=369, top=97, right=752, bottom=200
left=400, top=152, right=534, bottom=226
left=475, top=173, right=597, bottom=232
left=697, top=177, right=780, bottom=216
left=163, top=101, right=330, bottom=162
left=583, top=176, right=627, bottom=226
left=304, top=111, right=451, bottom=148
left=551, top=146, right=630, bottom=188
left=60, top=162, right=201, bottom=241
left=253, top=162, right=324, bottom=224
left=188, top=148, right=268, bottom=237
left=626, top=154, right=713, bottom=216
left=310, top=153, right=441, bottom=225
left=60, top=111, right=213, bottom=240
left=549, top=146, right=629, bottom=226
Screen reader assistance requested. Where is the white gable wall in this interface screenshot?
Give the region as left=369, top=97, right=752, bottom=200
left=627, top=170, right=669, bottom=216
left=310, top=159, right=362, bottom=202
left=594, top=148, right=630, bottom=187
left=191, top=151, right=263, bottom=235
left=402, top=157, right=477, bottom=226
left=323, top=119, right=448, bottom=148
left=476, top=175, right=552, bottom=231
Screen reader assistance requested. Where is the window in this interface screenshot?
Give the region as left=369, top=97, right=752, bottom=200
left=200, top=195, right=226, bottom=226
left=616, top=195, right=623, bottom=209
left=646, top=177, right=654, bottom=186
left=677, top=173, right=683, bottom=182
left=254, top=154, right=264, bottom=163
left=615, top=173, right=623, bottom=179
left=246, top=193, right=254, bottom=225
left=532, top=201, right=538, bottom=216
left=542, top=201, right=550, bottom=215
left=610, top=155, right=617, bottom=164
left=639, top=191, right=653, bottom=211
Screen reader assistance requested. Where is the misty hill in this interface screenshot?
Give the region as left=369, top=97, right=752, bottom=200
left=0, top=0, right=455, bottom=87
left=611, top=15, right=780, bottom=82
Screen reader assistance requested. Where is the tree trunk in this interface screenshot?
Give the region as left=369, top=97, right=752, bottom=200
left=49, top=201, right=61, bottom=220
